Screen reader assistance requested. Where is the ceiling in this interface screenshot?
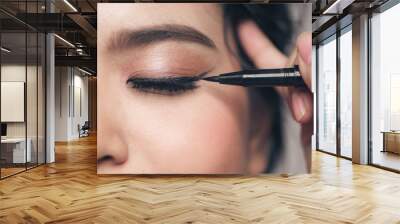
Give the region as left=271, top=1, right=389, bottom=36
left=0, top=0, right=394, bottom=73
left=0, top=0, right=99, bottom=73
left=311, top=0, right=390, bottom=43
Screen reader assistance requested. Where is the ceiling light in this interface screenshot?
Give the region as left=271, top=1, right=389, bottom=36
left=63, top=0, right=78, bottom=12
left=323, top=0, right=341, bottom=14
left=1, top=47, right=11, bottom=53
left=322, top=0, right=354, bottom=15
left=78, top=67, right=93, bottom=76
left=54, top=34, right=75, bottom=48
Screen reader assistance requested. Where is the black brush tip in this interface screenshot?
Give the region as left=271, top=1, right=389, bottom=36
left=202, top=76, right=220, bottom=82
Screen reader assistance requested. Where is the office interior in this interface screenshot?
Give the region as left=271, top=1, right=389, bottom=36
left=0, top=0, right=97, bottom=179
left=312, top=0, right=400, bottom=172
left=0, top=0, right=399, bottom=222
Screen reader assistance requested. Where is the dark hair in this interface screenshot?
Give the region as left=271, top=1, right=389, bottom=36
left=222, top=4, right=293, bottom=172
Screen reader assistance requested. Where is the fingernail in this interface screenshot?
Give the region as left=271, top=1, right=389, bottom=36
left=293, top=93, right=306, bottom=121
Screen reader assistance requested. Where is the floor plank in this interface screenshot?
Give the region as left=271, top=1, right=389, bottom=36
left=0, top=135, right=400, bottom=223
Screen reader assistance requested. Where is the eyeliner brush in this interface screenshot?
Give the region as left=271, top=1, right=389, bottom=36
left=202, top=65, right=305, bottom=87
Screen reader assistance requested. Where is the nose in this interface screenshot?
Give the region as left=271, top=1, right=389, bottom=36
left=97, top=134, right=129, bottom=166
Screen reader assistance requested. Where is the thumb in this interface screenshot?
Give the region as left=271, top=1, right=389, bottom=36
left=296, top=32, right=312, bottom=89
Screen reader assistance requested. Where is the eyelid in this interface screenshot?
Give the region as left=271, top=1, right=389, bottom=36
left=126, top=66, right=211, bottom=78
left=126, top=72, right=208, bottom=96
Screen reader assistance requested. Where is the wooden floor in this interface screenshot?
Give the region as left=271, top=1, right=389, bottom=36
left=1, top=135, right=400, bottom=223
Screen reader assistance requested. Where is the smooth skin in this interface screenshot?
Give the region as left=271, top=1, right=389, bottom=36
left=97, top=4, right=312, bottom=174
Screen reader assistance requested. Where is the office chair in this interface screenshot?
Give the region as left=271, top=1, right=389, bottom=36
left=79, top=121, right=90, bottom=138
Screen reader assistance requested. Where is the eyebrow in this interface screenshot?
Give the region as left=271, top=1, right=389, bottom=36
left=108, top=24, right=217, bottom=51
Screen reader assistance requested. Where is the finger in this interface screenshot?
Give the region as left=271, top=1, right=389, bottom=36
left=238, top=20, right=287, bottom=69
left=297, top=55, right=312, bottom=89
left=238, top=21, right=314, bottom=126
left=289, top=88, right=313, bottom=124
left=238, top=20, right=291, bottom=99
left=274, top=49, right=298, bottom=100
left=285, top=33, right=313, bottom=123
left=297, top=32, right=312, bottom=65
left=296, top=32, right=312, bottom=89
left=287, top=48, right=297, bottom=66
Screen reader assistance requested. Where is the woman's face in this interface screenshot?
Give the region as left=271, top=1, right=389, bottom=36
left=97, top=3, right=270, bottom=174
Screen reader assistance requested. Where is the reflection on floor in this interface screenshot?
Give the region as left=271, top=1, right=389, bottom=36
left=0, top=135, right=400, bottom=223
left=373, top=150, right=400, bottom=171
left=0, top=167, right=25, bottom=178
left=0, top=163, right=42, bottom=178
left=340, top=147, right=352, bottom=158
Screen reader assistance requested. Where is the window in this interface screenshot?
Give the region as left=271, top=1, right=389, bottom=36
left=317, top=35, right=337, bottom=154
left=312, top=45, right=317, bottom=150
left=339, top=27, right=352, bottom=158
left=370, top=2, right=400, bottom=171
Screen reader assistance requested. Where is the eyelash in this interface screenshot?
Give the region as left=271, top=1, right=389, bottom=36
left=126, top=75, right=202, bottom=95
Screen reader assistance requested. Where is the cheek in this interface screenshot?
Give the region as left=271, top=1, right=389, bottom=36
left=98, top=31, right=251, bottom=173
left=116, top=84, right=251, bottom=173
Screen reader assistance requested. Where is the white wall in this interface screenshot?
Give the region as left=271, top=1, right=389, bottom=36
left=1, top=65, right=38, bottom=138
left=54, top=67, right=89, bottom=141
left=55, top=66, right=69, bottom=141
left=1, top=82, right=25, bottom=122
left=1, top=65, right=26, bottom=132
left=72, top=73, right=89, bottom=138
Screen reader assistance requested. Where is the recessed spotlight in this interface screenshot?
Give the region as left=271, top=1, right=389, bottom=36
left=77, top=67, right=93, bottom=76
left=63, top=0, right=78, bottom=12
left=1, top=47, right=11, bottom=53
left=54, top=34, right=75, bottom=48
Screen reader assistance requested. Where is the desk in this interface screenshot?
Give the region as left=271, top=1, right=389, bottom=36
left=382, top=131, right=400, bottom=154
left=1, top=138, right=31, bottom=163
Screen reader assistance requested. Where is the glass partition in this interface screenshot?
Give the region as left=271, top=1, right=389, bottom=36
left=26, top=0, right=43, bottom=169
left=38, top=32, right=45, bottom=165
left=0, top=1, right=46, bottom=179
left=27, top=31, right=38, bottom=169
left=1, top=30, right=28, bottom=177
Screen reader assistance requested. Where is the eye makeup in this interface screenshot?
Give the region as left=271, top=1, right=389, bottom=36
left=126, top=72, right=208, bottom=95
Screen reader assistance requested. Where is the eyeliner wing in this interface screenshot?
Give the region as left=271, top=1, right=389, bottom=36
left=126, top=72, right=208, bottom=95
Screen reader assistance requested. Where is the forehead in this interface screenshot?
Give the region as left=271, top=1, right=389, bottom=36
left=97, top=3, right=223, bottom=45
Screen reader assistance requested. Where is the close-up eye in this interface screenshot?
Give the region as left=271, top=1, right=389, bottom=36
left=126, top=73, right=207, bottom=95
